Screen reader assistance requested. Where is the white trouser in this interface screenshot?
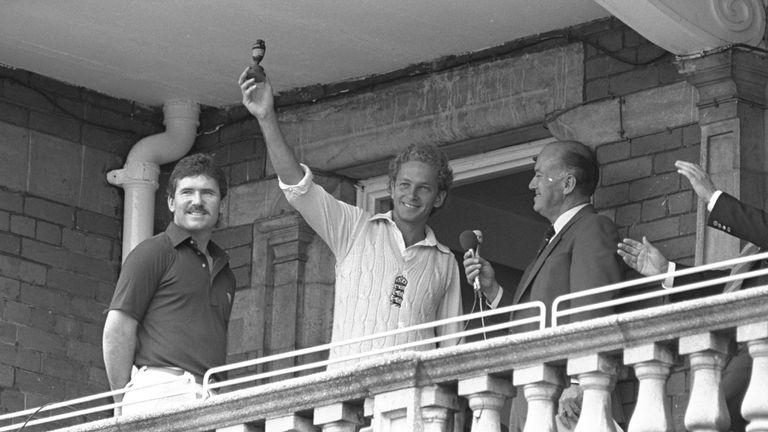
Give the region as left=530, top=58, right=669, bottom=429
left=120, top=366, right=207, bottom=416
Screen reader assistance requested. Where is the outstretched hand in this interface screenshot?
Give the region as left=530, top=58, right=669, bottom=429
left=675, top=160, right=717, bottom=203
left=617, top=236, right=669, bottom=276
left=238, top=68, right=275, bottom=120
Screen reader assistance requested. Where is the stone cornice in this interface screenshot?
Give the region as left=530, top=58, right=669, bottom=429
left=594, top=0, right=766, bottom=55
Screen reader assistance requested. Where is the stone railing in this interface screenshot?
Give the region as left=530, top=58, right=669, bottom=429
left=4, top=251, right=765, bottom=432
left=44, top=284, right=768, bottom=432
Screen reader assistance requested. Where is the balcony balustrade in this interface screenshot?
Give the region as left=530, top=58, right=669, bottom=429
left=3, top=252, right=768, bottom=432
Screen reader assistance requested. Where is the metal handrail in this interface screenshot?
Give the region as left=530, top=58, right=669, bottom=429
left=202, top=300, right=546, bottom=393
left=552, top=250, right=768, bottom=326
left=0, top=301, right=544, bottom=430
left=0, top=375, right=193, bottom=432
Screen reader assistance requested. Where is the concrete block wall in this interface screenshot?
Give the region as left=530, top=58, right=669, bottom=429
left=0, top=65, right=162, bottom=425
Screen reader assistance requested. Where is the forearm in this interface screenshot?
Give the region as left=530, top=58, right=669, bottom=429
left=257, top=111, right=304, bottom=185
left=102, top=312, right=138, bottom=395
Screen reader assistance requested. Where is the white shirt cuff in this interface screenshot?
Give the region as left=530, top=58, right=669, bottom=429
left=662, top=261, right=676, bottom=289
left=707, top=190, right=722, bottom=212
left=487, top=285, right=504, bottom=309
left=278, top=163, right=313, bottom=198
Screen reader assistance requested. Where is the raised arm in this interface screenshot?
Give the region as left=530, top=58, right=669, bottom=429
left=239, top=69, right=303, bottom=185
left=675, top=160, right=716, bottom=203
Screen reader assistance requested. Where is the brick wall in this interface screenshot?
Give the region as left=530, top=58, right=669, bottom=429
left=0, top=16, right=712, bottom=431
left=0, top=65, right=161, bottom=426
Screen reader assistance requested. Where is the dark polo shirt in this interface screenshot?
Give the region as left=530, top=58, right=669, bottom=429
left=109, top=223, right=236, bottom=377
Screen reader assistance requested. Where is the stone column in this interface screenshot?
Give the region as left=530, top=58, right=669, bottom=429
left=623, top=343, right=674, bottom=432
left=737, top=322, right=768, bottom=430
left=367, top=386, right=458, bottom=432
left=458, top=375, right=515, bottom=432
left=314, top=402, right=362, bottom=432
left=217, top=425, right=264, bottom=432
left=567, top=354, right=618, bottom=432
left=677, top=49, right=768, bottom=264
left=421, top=386, right=461, bottom=432
left=512, top=364, right=565, bottom=432
left=257, top=214, right=316, bottom=375
left=265, top=414, right=315, bottom=432
left=679, top=332, right=730, bottom=432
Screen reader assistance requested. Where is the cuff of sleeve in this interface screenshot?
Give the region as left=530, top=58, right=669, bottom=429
left=278, top=163, right=313, bottom=197
left=486, top=285, right=504, bottom=309
left=662, top=261, right=676, bottom=289
left=707, top=190, right=723, bottom=212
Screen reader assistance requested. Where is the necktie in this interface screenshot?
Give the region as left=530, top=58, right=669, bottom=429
left=536, top=225, right=555, bottom=258
left=723, top=242, right=761, bottom=293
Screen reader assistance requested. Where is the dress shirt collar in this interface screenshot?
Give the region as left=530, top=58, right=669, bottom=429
left=552, top=203, right=589, bottom=236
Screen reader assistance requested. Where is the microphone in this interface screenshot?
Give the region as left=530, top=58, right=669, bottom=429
left=459, top=229, right=483, bottom=291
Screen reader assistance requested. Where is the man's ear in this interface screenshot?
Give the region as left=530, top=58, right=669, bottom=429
left=167, top=195, right=175, bottom=212
left=433, top=190, right=447, bottom=209
left=562, top=174, right=576, bottom=195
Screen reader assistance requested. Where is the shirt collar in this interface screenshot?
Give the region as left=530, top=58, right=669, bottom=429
left=552, top=203, right=589, bottom=235
left=370, top=211, right=451, bottom=254
left=164, top=222, right=228, bottom=260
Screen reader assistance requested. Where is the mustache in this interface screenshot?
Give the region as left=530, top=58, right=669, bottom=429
left=186, top=205, right=209, bottom=214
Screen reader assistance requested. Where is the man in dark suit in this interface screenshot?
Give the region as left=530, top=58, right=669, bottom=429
left=617, top=160, right=763, bottom=432
left=464, top=140, right=625, bottom=431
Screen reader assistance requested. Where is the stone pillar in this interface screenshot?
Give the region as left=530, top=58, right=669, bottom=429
left=623, top=343, right=674, bottom=432
left=257, top=214, right=316, bottom=375
left=217, top=425, right=264, bottom=432
left=679, top=332, right=730, bottom=432
left=368, top=386, right=458, bottom=432
left=677, top=49, right=768, bottom=264
left=314, top=402, right=362, bottom=432
left=265, top=414, right=315, bottom=432
left=567, top=354, right=618, bottom=432
left=458, top=375, right=515, bottom=432
left=421, top=386, right=461, bottom=432
left=512, top=364, right=565, bottom=432
left=737, top=322, right=768, bottom=430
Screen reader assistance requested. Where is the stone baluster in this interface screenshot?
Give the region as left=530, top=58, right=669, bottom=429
left=512, top=364, right=565, bottom=432
left=313, top=402, right=362, bottom=432
left=679, top=332, right=730, bottom=432
left=568, top=353, right=618, bottom=432
left=458, top=375, right=515, bottom=432
left=421, top=385, right=461, bottom=432
left=737, top=322, right=768, bottom=431
left=217, top=425, right=264, bottom=432
left=624, top=343, right=674, bottom=432
left=265, top=414, right=315, bottom=432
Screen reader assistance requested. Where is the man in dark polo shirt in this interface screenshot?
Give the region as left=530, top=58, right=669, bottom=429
left=102, top=153, right=236, bottom=416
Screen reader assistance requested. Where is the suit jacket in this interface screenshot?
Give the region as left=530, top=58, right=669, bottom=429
left=709, top=192, right=768, bottom=249
left=671, top=192, right=768, bottom=299
left=499, top=205, right=624, bottom=328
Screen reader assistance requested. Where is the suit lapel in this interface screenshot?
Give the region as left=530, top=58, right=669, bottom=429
left=513, top=206, right=593, bottom=305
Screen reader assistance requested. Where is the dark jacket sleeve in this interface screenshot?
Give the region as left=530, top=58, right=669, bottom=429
left=709, top=192, right=768, bottom=249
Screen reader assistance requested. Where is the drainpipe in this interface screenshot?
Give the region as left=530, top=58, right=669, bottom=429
left=107, top=100, right=200, bottom=262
